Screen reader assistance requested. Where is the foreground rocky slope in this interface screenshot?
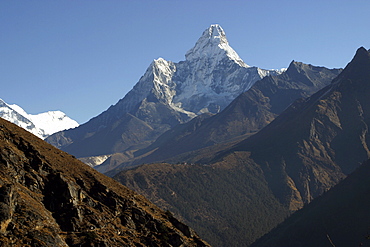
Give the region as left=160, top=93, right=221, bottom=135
left=115, top=47, right=370, bottom=246
left=0, top=118, right=208, bottom=246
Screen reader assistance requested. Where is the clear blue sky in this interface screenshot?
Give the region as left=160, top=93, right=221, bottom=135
left=1, top=0, right=370, bottom=124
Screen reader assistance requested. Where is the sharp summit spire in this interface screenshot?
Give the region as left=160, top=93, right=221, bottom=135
left=185, top=24, right=248, bottom=67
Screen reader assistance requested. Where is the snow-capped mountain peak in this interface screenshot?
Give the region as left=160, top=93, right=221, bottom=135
left=26, top=110, right=79, bottom=137
left=185, top=24, right=248, bottom=68
left=0, top=98, right=79, bottom=139
left=115, top=24, right=283, bottom=119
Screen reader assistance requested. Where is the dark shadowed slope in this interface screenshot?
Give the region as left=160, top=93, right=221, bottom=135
left=0, top=118, right=209, bottom=246
left=252, top=159, right=370, bottom=247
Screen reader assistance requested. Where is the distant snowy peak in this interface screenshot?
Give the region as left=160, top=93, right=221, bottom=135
left=27, top=110, right=79, bottom=137
left=0, top=99, right=79, bottom=139
left=185, top=24, right=248, bottom=68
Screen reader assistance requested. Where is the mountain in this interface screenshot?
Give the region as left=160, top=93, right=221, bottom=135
left=0, top=98, right=78, bottom=139
left=100, top=61, right=341, bottom=173
left=251, top=159, right=370, bottom=247
left=46, top=24, right=284, bottom=162
left=114, top=47, right=370, bottom=246
left=0, top=117, right=209, bottom=246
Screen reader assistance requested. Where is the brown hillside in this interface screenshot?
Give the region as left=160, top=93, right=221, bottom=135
left=0, top=118, right=209, bottom=246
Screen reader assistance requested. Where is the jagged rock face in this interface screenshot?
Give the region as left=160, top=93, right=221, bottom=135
left=0, top=118, right=209, bottom=246
left=46, top=24, right=283, bottom=159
